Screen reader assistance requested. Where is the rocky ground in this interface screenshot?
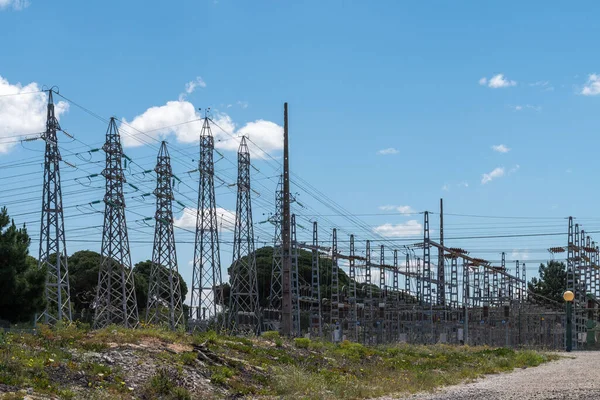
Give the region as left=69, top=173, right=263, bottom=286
left=0, top=326, right=560, bottom=400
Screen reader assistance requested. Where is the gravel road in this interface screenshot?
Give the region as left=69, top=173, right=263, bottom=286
left=385, top=352, right=600, bottom=400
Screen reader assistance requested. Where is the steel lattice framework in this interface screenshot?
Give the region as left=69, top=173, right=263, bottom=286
left=310, top=221, right=322, bottom=336
left=39, top=90, right=72, bottom=324
left=93, top=117, right=139, bottom=329
left=291, top=214, right=301, bottom=335
left=228, top=136, right=261, bottom=334
left=146, top=142, right=184, bottom=329
left=190, top=117, right=224, bottom=329
left=268, top=176, right=284, bottom=310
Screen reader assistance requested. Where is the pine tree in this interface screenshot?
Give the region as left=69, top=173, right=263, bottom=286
left=0, top=207, right=46, bottom=323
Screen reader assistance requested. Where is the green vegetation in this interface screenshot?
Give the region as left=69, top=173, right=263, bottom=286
left=68, top=251, right=189, bottom=322
left=528, top=260, right=568, bottom=304
left=0, top=206, right=46, bottom=323
left=140, top=368, right=191, bottom=400
left=0, top=324, right=560, bottom=399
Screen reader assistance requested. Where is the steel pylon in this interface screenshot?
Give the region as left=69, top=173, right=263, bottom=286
left=268, top=176, right=283, bottom=310
left=228, top=136, right=261, bottom=334
left=39, top=90, right=72, bottom=324
left=146, top=142, right=184, bottom=330
left=93, top=117, right=139, bottom=329
left=310, top=221, right=322, bottom=336
left=190, top=117, right=224, bottom=330
left=291, top=214, right=301, bottom=335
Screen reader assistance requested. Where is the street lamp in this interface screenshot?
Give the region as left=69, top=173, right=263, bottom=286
left=563, top=290, right=574, bottom=352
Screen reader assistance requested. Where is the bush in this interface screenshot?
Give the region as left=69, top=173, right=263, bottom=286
left=262, top=331, right=280, bottom=341
left=140, top=368, right=190, bottom=400
left=180, top=352, right=197, bottom=366
left=210, top=366, right=235, bottom=385
left=294, top=338, right=310, bottom=349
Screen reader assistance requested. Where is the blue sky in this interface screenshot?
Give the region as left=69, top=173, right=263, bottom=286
left=2, top=0, right=600, bottom=292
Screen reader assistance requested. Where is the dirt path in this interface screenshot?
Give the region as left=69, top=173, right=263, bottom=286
left=388, top=352, right=600, bottom=400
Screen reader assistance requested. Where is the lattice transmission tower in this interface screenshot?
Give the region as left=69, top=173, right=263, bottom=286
left=190, top=117, right=224, bottom=329
left=291, top=214, right=301, bottom=335
left=268, top=176, right=284, bottom=311
left=39, top=89, right=72, bottom=324
left=146, top=142, right=184, bottom=329
left=310, top=221, right=322, bottom=336
left=228, top=136, right=261, bottom=334
left=93, top=117, right=139, bottom=329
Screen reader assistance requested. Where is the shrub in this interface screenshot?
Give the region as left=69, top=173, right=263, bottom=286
left=210, top=366, right=235, bottom=385
left=180, top=352, right=197, bottom=366
left=262, top=331, right=280, bottom=341
left=294, top=338, right=310, bottom=349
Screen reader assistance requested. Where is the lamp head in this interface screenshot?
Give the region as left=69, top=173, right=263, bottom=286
left=563, top=291, right=575, bottom=302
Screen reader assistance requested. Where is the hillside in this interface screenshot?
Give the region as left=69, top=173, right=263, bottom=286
left=0, top=325, right=558, bottom=400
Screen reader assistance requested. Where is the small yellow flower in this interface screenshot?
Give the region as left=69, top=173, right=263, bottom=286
left=48, top=358, right=55, bottom=363
left=98, top=373, right=104, bottom=377
left=128, top=387, right=134, bottom=391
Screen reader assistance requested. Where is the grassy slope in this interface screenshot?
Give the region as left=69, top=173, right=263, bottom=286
left=0, top=325, right=559, bottom=400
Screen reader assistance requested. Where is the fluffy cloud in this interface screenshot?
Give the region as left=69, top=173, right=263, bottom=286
left=379, top=205, right=415, bottom=215
left=511, top=250, right=529, bottom=261
left=119, top=99, right=283, bottom=157
left=184, top=77, right=206, bottom=94
left=377, top=147, right=399, bottom=155
left=373, top=220, right=423, bottom=237
left=174, top=207, right=236, bottom=232
left=481, top=167, right=505, bottom=184
left=0, top=0, right=29, bottom=10
left=479, top=74, right=516, bottom=88
left=491, top=144, right=510, bottom=153
left=581, top=74, right=600, bottom=96
left=0, top=75, right=69, bottom=153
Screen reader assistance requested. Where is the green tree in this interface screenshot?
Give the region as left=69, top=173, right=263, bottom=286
left=226, top=246, right=355, bottom=308
left=68, top=250, right=102, bottom=320
left=68, top=251, right=189, bottom=322
left=132, top=260, right=188, bottom=318
left=528, top=260, right=567, bottom=304
left=0, top=207, right=46, bottom=323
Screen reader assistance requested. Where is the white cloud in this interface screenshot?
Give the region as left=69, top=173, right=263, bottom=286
left=184, top=76, right=206, bottom=94
left=511, top=250, right=530, bottom=261
left=237, top=101, right=249, bottom=109
left=377, top=147, right=398, bottom=155
left=0, top=75, right=69, bottom=153
left=480, top=74, right=516, bottom=88
left=0, top=0, right=29, bottom=10
left=509, top=164, right=520, bottom=174
left=442, top=184, right=449, bottom=191
left=119, top=99, right=283, bottom=157
left=581, top=74, right=600, bottom=96
left=373, top=220, right=423, bottom=237
left=481, top=167, right=505, bottom=184
left=491, top=144, right=510, bottom=153
left=529, top=81, right=554, bottom=91
left=511, top=104, right=541, bottom=112
left=174, top=207, right=236, bottom=232
left=378, top=205, right=415, bottom=214
left=458, top=182, right=469, bottom=188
